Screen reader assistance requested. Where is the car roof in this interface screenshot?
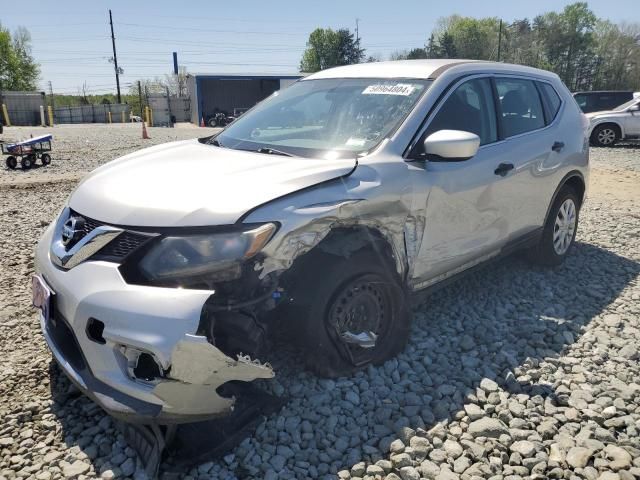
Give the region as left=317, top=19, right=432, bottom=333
left=573, top=90, right=633, bottom=95
left=303, top=59, right=558, bottom=81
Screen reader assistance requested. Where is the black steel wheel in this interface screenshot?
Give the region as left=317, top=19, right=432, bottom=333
left=327, top=274, right=394, bottom=367
left=286, top=248, right=411, bottom=377
left=5, top=156, right=17, bottom=169
left=21, top=155, right=34, bottom=170
left=41, top=153, right=51, bottom=165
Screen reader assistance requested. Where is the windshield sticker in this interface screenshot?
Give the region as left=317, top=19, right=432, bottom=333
left=362, top=84, right=416, bottom=96
left=345, top=137, right=366, bottom=147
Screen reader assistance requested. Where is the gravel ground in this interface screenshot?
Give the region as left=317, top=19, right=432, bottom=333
left=0, top=125, right=639, bottom=480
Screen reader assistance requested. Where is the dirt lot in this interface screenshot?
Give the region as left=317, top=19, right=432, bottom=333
left=0, top=124, right=638, bottom=480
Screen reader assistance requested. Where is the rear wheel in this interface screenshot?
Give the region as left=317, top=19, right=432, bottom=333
left=529, top=186, right=580, bottom=266
left=5, top=156, right=17, bottom=169
left=591, top=124, right=619, bottom=147
left=289, top=249, right=411, bottom=377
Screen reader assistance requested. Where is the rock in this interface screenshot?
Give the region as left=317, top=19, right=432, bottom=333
left=603, top=445, right=632, bottom=470
left=618, top=345, right=638, bottom=359
left=269, top=454, right=286, bottom=471
left=399, top=466, right=420, bottom=480
left=468, top=418, right=509, bottom=438
left=597, top=473, right=620, bottom=480
left=510, top=441, right=536, bottom=458
left=480, top=378, right=499, bottom=393
left=443, top=440, right=463, bottom=459
left=62, top=460, right=90, bottom=478
left=390, top=439, right=406, bottom=453
left=120, top=458, right=135, bottom=477
left=566, top=447, right=593, bottom=468
left=391, top=453, right=413, bottom=468
left=464, top=404, right=484, bottom=421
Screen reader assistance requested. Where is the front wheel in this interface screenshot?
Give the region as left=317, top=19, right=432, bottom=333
left=591, top=124, right=619, bottom=147
left=21, top=155, right=34, bottom=170
left=529, top=186, right=580, bottom=266
left=289, top=249, right=411, bottom=377
left=41, top=153, right=51, bottom=165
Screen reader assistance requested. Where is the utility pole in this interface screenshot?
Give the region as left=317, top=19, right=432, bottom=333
left=48, top=81, right=54, bottom=109
left=355, top=18, right=360, bottom=44
left=109, top=9, right=122, bottom=103
left=137, top=81, right=143, bottom=119
left=497, top=19, right=503, bottom=62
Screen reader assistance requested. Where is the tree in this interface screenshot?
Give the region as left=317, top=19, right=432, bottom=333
left=0, top=23, right=39, bottom=91
left=300, top=27, right=364, bottom=72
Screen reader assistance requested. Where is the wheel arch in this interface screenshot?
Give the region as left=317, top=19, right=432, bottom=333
left=590, top=120, right=623, bottom=140
left=279, top=224, right=408, bottom=292
left=544, top=171, right=586, bottom=224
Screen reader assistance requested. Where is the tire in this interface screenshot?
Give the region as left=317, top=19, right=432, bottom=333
left=529, top=186, right=580, bottom=266
left=21, top=155, right=34, bottom=170
left=287, top=249, right=411, bottom=377
left=5, top=156, right=17, bottom=169
left=591, top=124, right=619, bottom=147
left=41, top=153, right=51, bottom=165
left=208, top=118, right=217, bottom=128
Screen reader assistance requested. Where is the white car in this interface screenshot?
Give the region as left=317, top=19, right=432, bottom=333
left=33, top=59, right=588, bottom=424
left=587, top=97, right=640, bottom=147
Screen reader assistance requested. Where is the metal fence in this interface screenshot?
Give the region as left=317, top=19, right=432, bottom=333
left=54, top=104, right=131, bottom=124
left=1, top=91, right=47, bottom=126
left=148, top=94, right=190, bottom=126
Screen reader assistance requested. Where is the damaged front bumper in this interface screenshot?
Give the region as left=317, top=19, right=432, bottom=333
left=35, top=225, right=274, bottom=424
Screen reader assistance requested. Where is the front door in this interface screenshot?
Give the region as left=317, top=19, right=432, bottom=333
left=409, top=77, right=511, bottom=287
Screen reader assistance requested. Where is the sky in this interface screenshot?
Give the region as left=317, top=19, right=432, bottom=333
left=1, top=0, right=638, bottom=95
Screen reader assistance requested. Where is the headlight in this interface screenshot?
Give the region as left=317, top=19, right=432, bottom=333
left=138, top=223, right=276, bottom=285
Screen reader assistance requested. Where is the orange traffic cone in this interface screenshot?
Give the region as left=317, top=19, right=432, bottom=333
left=142, top=122, right=150, bottom=139
left=200, top=116, right=205, bottom=127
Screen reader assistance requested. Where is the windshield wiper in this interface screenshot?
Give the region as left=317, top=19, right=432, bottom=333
left=209, top=138, right=225, bottom=147
left=255, top=147, right=293, bottom=157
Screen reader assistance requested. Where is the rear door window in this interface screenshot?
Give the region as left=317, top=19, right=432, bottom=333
left=538, top=82, right=562, bottom=124
left=495, top=78, right=545, bottom=137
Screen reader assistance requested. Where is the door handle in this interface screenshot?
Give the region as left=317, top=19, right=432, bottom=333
left=552, top=141, right=565, bottom=152
left=494, top=163, right=514, bottom=177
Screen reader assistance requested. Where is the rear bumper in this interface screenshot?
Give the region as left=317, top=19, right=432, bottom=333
left=36, top=223, right=273, bottom=424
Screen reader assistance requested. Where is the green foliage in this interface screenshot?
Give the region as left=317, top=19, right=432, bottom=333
left=426, top=2, right=640, bottom=90
left=300, top=28, right=364, bottom=72
left=0, top=23, right=39, bottom=91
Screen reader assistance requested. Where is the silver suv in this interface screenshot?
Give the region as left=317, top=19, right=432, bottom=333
left=34, top=60, right=589, bottom=423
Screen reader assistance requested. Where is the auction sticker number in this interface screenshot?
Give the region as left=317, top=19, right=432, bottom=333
left=362, top=84, right=415, bottom=96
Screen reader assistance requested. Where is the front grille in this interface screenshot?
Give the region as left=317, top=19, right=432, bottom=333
left=69, top=210, right=155, bottom=262
left=95, top=231, right=152, bottom=260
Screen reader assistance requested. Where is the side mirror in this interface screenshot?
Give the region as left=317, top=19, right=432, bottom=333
left=423, top=130, right=480, bottom=160
left=629, top=104, right=640, bottom=112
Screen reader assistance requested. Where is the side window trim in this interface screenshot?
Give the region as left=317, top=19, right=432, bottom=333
left=405, top=73, right=497, bottom=160
left=534, top=81, right=551, bottom=125
left=489, top=76, right=505, bottom=141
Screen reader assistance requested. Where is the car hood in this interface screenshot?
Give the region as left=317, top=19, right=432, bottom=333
left=585, top=110, right=616, bottom=119
left=69, top=139, right=357, bottom=227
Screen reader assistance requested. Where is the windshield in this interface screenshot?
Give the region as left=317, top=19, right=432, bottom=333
left=614, top=98, right=639, bottom=111
left=214, top=78, right=430, bottom=159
